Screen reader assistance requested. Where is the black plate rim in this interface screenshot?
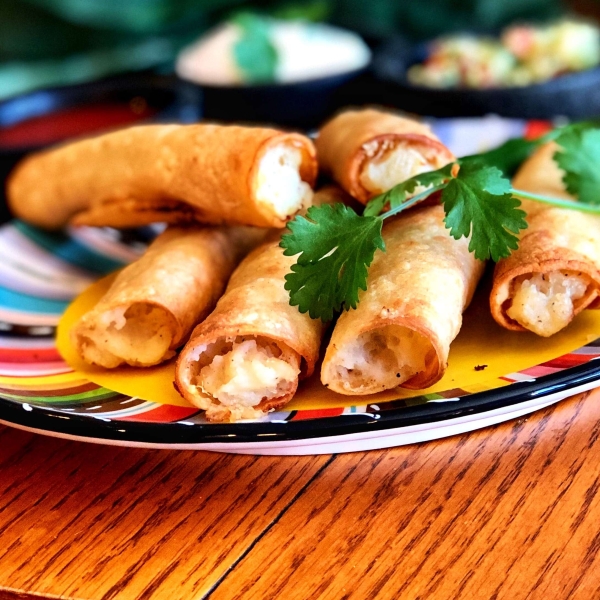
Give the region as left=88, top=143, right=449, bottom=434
left=0, top=358, right=598, bottom=445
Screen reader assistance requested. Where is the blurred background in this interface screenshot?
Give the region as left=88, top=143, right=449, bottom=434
left=2, top=0, right=598, bottom=100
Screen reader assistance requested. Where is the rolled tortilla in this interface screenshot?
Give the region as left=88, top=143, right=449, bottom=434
left=315, top=108, right=455, bottom=203
left=490, top=142, right=600, bottom=337
left=321, top=204, right=485, bottom=394
left=8, top=123, right=317, bottom=230
left=174, top=186, right=347, bottom=422
left=71, top=226, right=262, bottom=368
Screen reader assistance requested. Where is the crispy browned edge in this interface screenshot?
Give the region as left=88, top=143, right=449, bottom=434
left=343, top=133, right=455, bottom=204
left=174, top=326, right=308, bottom=422
left=490, top=244, right=600, bottom=332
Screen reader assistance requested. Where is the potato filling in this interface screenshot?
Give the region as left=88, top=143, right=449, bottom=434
left=359, top=140, right=436, bottom=195
left=196, top=338, right=300, bottom=408
left=332, top=325, right=431, bottom=393
left=77, top=303, right=175, bottom=368
left=506, top=271, right=589, bottom=336
left=255, top=144, right=313, bottom=220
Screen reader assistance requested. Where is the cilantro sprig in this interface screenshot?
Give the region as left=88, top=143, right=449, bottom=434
left=232, top=13, right=278, bottom=84
left=443, top=160, right=527, bottom=261
left=553, top=128, right=600, bottom=205
left=281, top=122, right=600, bottom=322
left=281, top=204, right=384, bottom=321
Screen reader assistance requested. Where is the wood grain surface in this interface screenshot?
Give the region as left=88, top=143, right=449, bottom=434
left=1, top=390, right=600, bottom=599
left=210, top=390, right=600, bottom=600
left=0, top=428, right=330, bottom=600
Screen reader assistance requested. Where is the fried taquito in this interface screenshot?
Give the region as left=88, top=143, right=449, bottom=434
left=71, top=226, right=262, bottom=368
left=174, top=187, right=349, bottom=422
left=315, top=108, right=455, bottom=204
left=321, top=204, right=485, bottom=394
left=8, top=123, right=317, bottom=230
left=490, top=142, right=600, bottom=337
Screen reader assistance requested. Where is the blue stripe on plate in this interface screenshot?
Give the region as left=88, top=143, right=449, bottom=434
left=0, top=284, right=68, bottom=314
left=14, top=221, right=126, bottom=275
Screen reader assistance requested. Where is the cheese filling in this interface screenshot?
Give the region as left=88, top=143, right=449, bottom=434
left=359, top=141, right=437, bottom=196
left=332, top=325, right=432, bottom=394
left=195, top=338, right=300, bottom=408
left=255, top=144, right=313, bottom=220
left=506, top=271, right=589, bottom=336
left=76, top=303, right=175, bottom=368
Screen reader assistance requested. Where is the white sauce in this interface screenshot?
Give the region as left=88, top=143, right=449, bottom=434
left=176, top=20, right=371, bottom=85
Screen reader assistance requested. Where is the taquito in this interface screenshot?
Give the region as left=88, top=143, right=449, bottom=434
left=71, top=226, right=262, bottom=368
left=174, top=187, right=348, bottom=422
left=315, top=108, right=455, bottom=203
left=8, top=123, right=318, bottom=230
left=321, top=205, right=485, bottom=394
left=490, top=142, right=600, bottom=337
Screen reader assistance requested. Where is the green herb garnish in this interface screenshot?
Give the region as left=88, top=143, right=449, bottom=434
left=443, top=160, right=526, bottom=261
left=553, top=128, right=600, bottom=205
left=281, top=122, right=600, bottom=322
left=281, top=203, right=384, bottom=321
left=232, top=13, right=278, bottom=84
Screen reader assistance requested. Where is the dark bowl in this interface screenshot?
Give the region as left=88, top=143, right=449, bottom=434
left=372, top=37, right=600, bottom=119
left=0, top=74, right=202, bottom=224
left=194, top=67, right=367, bottom=129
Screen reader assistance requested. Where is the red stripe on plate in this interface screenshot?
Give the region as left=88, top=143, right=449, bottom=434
left=291, top=407, right=345, bottom=420
left=0, top=347, right=62, bottom=363
left=117, top=404, right=200, bottom=423
left=542, top=353, right=598, bottom=369
left=520, top=365, right=561, bottom=378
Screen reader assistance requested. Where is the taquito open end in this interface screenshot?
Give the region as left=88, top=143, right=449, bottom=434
left=176, top=335, right=301, bottom=422
left=71, top=301, right=180, bottom=368
left=321, top=320, right=443, bottom=395
left=251, top=133, right=318, bottom=226
left=69, top=226, right=260, bottom=369
left=315, top=109, right=455, bottom=204
left=491, top=256, right=600, bottom=337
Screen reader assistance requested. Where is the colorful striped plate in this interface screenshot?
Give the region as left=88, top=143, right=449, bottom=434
left=1, top=117, right=599, bottom=455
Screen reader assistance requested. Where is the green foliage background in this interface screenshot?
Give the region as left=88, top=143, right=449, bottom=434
left=0, top=0, right=564, bottom=99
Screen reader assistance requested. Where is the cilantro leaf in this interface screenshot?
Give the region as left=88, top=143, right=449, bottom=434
left=553, top=128, right=600, bottom=205
left=442, top=160, right=527, bottom=261
left=461, top=137, right=540, bottom=177
left=280, top=203, right=384, bottom=321
left=232, top=14, right=278, bottom=84
left=363, top=164, right=452, bottom=217
left=459, top=120, right=600, bottom=179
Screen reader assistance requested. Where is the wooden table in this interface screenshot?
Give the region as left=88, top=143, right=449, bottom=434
left=1, top=388, right=599, bottom=600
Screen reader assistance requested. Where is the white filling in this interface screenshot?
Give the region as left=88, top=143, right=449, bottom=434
left=506, top=271, right=588, bottom=336
left=332, top=325, right=431, bottom=393
left=77, top=303, right=175, bottom=368
left=359, top=141, right=435, bottom=195
left=255, top=144, right=313, bottom=220
left=197, top=339, right=299, bottom=408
